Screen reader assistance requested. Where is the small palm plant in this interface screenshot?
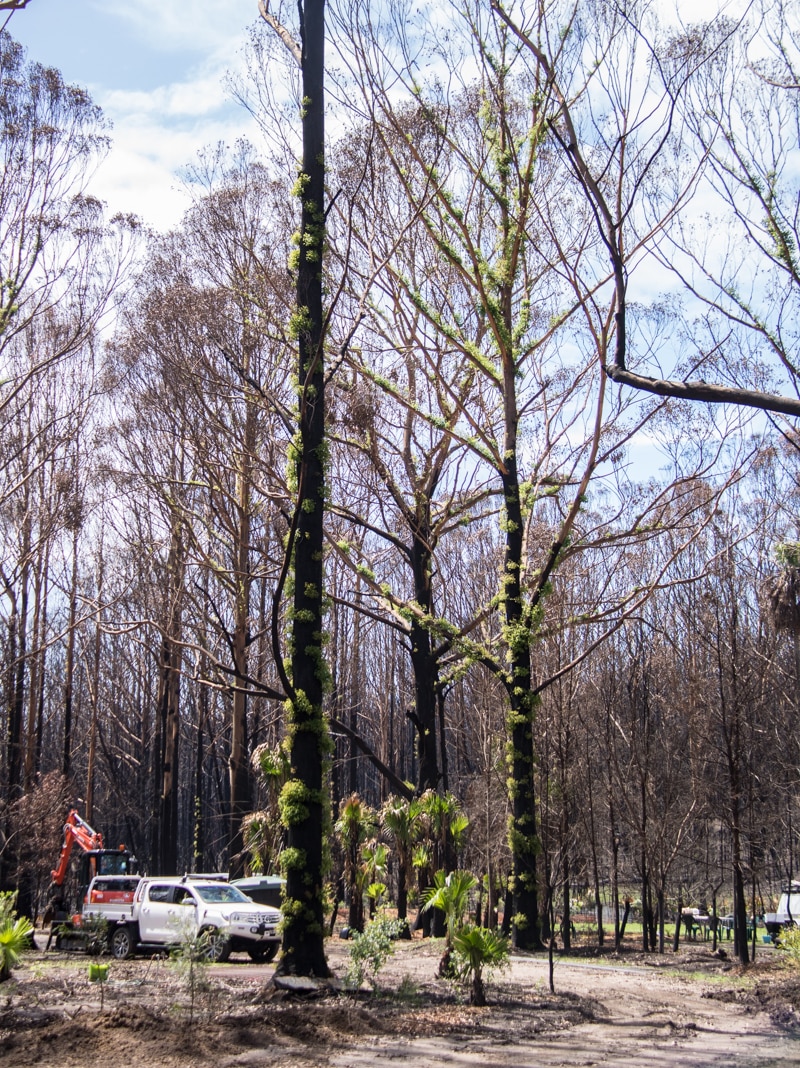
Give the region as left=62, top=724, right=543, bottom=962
left=362, top=841, right=388, bottom=920
left=453, top=923, right=509, bottom=1006
left=335, top=793, right=377, bottom=934
left=422, top=870, right=478, bottom=976
left=417, top=791, right=468, bottom=872
left=417, top=793, right=470, bottom=938
left=366, top=881, right=388, bottom=916
left=381, top=795, right=421, bottom=936
left=0, top=892, right=34, bottom=982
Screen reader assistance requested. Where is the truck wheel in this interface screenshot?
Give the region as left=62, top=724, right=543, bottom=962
left=110, top=926, right=134, bottom=961
left=247, top=943, right=278, bottom=963
left=199, top=926, right=231, bottom=963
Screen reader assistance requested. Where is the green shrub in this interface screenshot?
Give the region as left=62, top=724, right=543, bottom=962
left=346, top=917, right=406, bottom=989
left=778, top=925, right=800, bottom=966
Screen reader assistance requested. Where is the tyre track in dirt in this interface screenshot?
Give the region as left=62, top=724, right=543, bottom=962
left=321, top=955, right=800, bottom=1068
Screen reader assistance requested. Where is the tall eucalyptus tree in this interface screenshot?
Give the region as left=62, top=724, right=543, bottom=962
left=332, top=0, right=721, bottom=950
left=259, top=0, right=330, bottom=977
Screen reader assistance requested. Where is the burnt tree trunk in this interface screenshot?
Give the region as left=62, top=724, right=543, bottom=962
left=502, top=453, right=542, bottom=951
left=275, top=0, right=330, bottom=979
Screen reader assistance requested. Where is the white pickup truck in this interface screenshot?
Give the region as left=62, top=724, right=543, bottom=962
left=83, top=875, right=282, bottom=962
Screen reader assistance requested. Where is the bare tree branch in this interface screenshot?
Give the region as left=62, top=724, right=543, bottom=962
left=258, top=0, right=302, bottom=66
left=605, top=364, right=800, bottom=418
left=328, top=715, right=414, bottom=800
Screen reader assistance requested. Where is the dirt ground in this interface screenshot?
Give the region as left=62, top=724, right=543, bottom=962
left=2, top=932, right=800, bottom=1067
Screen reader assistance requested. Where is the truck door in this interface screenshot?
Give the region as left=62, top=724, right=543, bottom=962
left=138, top=883, right=183, bottom=942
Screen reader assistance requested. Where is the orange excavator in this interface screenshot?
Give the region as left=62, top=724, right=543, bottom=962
left=46, top=809, right=139, bottom=950
left=50, top=809, right=138, bottom=898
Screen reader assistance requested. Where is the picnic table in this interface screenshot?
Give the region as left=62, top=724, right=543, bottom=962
left=682, top=912, right=734, bottom=941
left=718, top=915, right=759, bottom=940
left=683, top=912, right=711, bottom=939
left=683, top=912, right=758, bottom=942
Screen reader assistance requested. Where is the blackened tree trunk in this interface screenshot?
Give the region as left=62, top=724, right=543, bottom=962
left=192, top=656, right=209, bottom=873
left=583, top=724, right=605, bottom=946
left=9, top=563, right=29, bottom=804
left=732, top=825, right=750, bottom=964
left=396, top=858, right=409, bottom=929
left=657, top=886, right=666, bottom=954
left=228, top=395, right=256, bottom=881
left=271, top=0, right=330, bottom=979
left=85, top=540, right=103, bottom=823
left=408, top=521, right=439, bottom=793
left=152, top=526, right=184, bottom=877
left=641, top=861, right=650, bottom=952
left=157, top=631, right=181, bottom=875
left=561, top=864, right=571, bottom=953
left=24, top=541, right=49, bottom=790
left=619, top=897, right=631, bottom=941
left=673, top=893, right=683, bottom=952
left=502, top=453, right=542, bottom=951
left=62, top=522, right=80, bottom=780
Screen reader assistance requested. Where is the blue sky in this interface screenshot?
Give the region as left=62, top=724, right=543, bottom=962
left=4, top=0, right=742, bottom=235
left=6, top=0, right=261, bottom=229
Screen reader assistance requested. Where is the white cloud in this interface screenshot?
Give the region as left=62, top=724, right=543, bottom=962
left=98, top=0, right=256, bottom=57
left=83, top=16, right=265, bottom=230
left=8, top=0, right=269, bottom=229
left=93, top=115, right=262, bottom=230
left=91, top=75, right=260, bottom=230
left=94, top=148, right=192, bottom=232
left=102, top=73, right=232, bottom=121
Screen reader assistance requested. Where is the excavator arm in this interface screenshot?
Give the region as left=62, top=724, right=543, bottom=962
left=50, top=810, right=105, bottom=886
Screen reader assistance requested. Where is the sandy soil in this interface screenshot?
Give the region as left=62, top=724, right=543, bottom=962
left=1, top=934, right=799, bottom=1067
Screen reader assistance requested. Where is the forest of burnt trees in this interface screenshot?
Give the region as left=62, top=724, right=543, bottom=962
left=1, top=0, right=800, bottom=970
